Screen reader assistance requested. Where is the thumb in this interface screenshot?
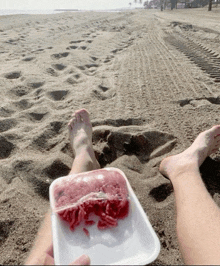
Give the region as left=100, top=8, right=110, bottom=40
left=69, top=254, right=90, bottom=265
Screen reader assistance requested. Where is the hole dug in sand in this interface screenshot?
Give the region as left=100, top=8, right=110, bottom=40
left=92, top=125, right=176, bottom=168
left=0, top=220, right=14, bottom=246
left=0, top=136, right=15, bottom=159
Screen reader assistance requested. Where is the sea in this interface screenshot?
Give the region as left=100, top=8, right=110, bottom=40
left=0, top=8, right=135, bottom=16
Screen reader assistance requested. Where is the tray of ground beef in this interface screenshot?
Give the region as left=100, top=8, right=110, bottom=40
left=49, top=167, right=160, bottom=265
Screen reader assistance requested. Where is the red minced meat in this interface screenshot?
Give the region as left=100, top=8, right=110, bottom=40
left=53, top=168, right=129, bottom=232
left=83, top=228, right=90, bottom=237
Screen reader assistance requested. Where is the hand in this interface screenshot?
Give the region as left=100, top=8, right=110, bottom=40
left=45, top=244, right=90, bottom=265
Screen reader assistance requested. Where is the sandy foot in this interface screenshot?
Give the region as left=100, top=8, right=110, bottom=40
left=159, top=125, right=220, bottom=181
left=68, top=109, right=93, bottom=155
left=68, top=108, right=100, bottom=171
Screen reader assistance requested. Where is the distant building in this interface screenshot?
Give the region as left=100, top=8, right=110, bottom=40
left=144, top=0, right=211, bottom=9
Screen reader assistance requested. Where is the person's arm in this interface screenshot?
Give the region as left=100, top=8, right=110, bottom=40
left=25, top=209, right=54, bottom=265
left=25, top=209, right=90, bottom=265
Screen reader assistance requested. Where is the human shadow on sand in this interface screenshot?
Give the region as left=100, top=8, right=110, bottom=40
left=200, top=156, right=220, bottom=196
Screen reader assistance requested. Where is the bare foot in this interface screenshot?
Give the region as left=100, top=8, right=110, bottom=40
left=68, top=109, right=100, bottom=169
left=159, top=125, right=220, bottom=181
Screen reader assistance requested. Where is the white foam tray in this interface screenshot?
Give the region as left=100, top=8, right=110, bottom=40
left=49, top=167, right=160, bottom=265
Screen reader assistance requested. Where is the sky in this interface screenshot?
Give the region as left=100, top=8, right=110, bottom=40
left=0, top=0, right=144, bottom=10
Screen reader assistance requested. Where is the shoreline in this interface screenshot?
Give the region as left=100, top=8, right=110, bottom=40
left=0, top=7, right=137, bottom=16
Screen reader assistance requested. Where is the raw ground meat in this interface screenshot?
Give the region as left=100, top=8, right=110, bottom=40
left=52, top=168, right=130, bottom=232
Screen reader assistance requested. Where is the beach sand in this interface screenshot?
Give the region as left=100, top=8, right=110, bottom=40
left=0, top=7, right=220, bottom=265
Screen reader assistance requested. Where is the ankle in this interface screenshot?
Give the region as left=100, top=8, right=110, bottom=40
left=160, top=154, right=200, bottom=181
left=169, top=163, right=201, bottom=184
left=74, top=146, right=100, bottom=169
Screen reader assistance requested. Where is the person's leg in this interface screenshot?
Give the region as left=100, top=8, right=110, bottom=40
left=159, top=125, right=220, bottom=265
left=25, top=109, right=100, bottom=265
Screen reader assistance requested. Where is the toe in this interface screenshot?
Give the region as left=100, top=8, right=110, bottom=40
left=215, top=134, right=220, bottom=140
left=69, top=117, right=76, bottom=129
left=211, top=148, right=218, bottom=154
left=68, top=120, right=72, bottom=130
left=211, top=125, right=220, bottom=136
left=75, top=111, right=81, bottom=123
left=79, top=109, right=91, bottom=124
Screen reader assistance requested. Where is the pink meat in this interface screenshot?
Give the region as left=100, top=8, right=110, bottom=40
left=53, top=169, right=129, bottom=231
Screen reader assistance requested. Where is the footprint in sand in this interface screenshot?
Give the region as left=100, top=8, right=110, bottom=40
left=104, top=55, right=114, bottom=63
left=111, top=48, right=123, bottom=54
left=0, top=220, right=15, bottom=245
left=12, top=99, right=33, bottom=110
left=30, top=157, right=70, bottom=199
left=75, top=63, right=99, bottom=76
left=26, top=79, right=45, bottom=89
left=66, top=45, right=78, bottom=50
left=9, top=85, right=30, bottom=98
left=51, top=52, right=69, bottom=59
left=82, top=33, right=91, bottom=38
left=4, top=71, right=22, bottom=80
left=91, top=84, right=116, bottom=101
left=66, top=76, right=79, bottom=85
left=46, top=68, right=58, bottom=77
left=0, top=104, right=16, bottom=118
left=28, top=112, right=48, bottom=122
left=52, top=63, right=67, bottom=71
left=22, top=57, right=35, bottom=62
left=0, top=136, right=16, bottom=159
left=43, top=159, right=70, bottom=179
left=79, top=46, right=87, bottom=50
left=47, top=90, right=69, bottom=101
left=27, top=107, right=48, bottom=122
left=69, top=40, right=84, bottom=44
left=91, top=56, right=98, bottom=61
left=31, top=121, right=64, bottom=152
left=0, top=118, right=17, bottom=133
left=5, top=38, right=20, bottom=45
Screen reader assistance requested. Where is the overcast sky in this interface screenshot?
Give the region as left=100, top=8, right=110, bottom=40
left=1, top=0, right=143, bottom=10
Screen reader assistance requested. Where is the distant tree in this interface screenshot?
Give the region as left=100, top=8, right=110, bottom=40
left=129, top=2, right=132, bottom=6
left=208, top=0, right=212, bottom=10
left=163, top=0, right=167, bottom=9
left=160, top=0, right=164, bottom=10
left=140, top=0, right=143, bottom=3
left=171, top=0, right=176, bottom=9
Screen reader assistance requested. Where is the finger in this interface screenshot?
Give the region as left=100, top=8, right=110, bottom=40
left=46, top=243, right=54, bottom=257
left=44, top=253, right=55, bottom=265
left=69, top=254, right=90, bottom=265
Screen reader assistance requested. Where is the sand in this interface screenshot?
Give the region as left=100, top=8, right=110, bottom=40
left=0, top=7, right=220, bottom=265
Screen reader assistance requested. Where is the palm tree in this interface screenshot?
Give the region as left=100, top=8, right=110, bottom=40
left=208, top=0, right=212, bottom=10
